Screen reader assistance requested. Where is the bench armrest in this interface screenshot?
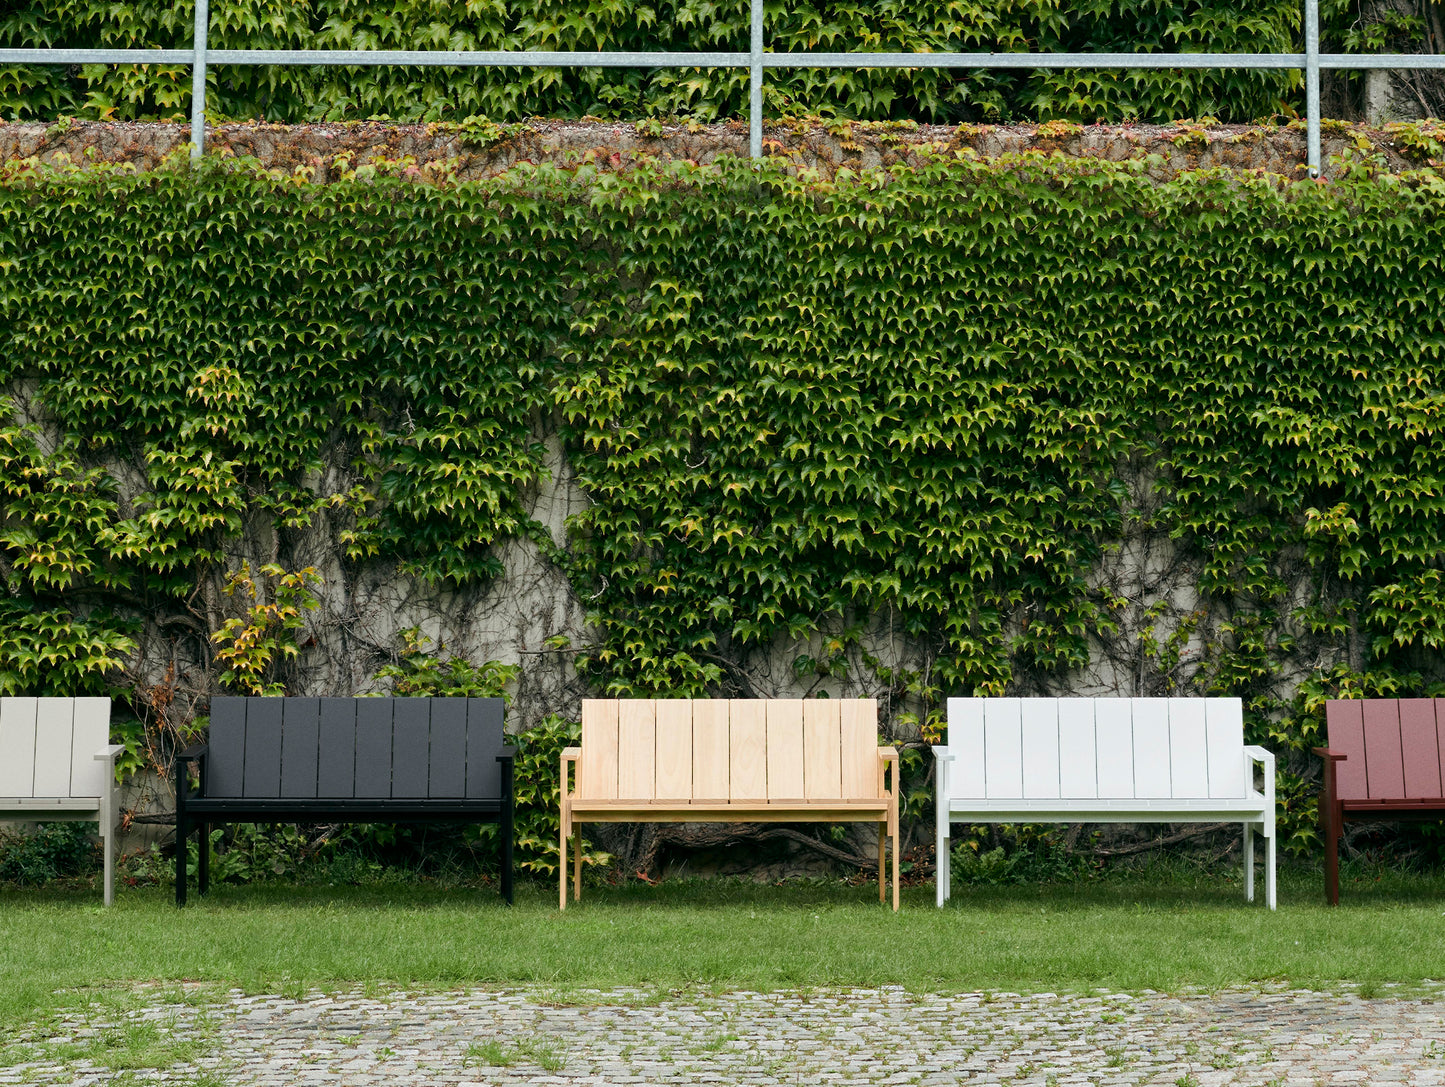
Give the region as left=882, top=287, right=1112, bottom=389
left=178, top=744, right=209, bottom=761
left=1243, top=745, right=1275, bottom=767
left=561, top=746, right=581, bottom=761
left=495, top=746, right=517, bottom=762
left=931, top=745, right=955, bottom=762
left=93, top=744, right=125, bottom=764
left=1312, top=746, right=1348, bottom=761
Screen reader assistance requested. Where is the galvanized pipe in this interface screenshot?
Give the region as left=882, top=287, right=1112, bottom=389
left=1306, top=0, right=1320, bottom=177
left=749, top=0, right=764, bottom=159
left=190, top=0, right=209, bottom=159
left=6, top=47, right=1445, bottom=71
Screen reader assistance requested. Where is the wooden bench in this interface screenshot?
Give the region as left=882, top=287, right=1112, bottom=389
left=1316, top=698, right=1445, bottom=904
left=934, top=697, right=1276, bottom=909
left=0, top=697, right=122, bottom=905
left=176, top=696, right=515, bottom=905
left=560, top=698, right=900, bottom=909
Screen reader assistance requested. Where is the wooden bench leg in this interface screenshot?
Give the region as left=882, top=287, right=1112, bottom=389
left=1323, top=804, right=1340, bottom=906
left=573, top=833, right=583, bottom=902
left=891, top=816, right=899, bottom=913
left=1265, top=827, right=1277, bottom=911
left=559, top=824, right=568, bottom=911
left=878, top=825, right=886, bottom=904
left=1243, top=822, right=1254, bottom=903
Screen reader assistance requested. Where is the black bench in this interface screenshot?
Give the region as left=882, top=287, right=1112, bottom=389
left=176, top=696, right=514, bottom=905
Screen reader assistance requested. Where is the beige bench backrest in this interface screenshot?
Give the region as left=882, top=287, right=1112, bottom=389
left=0, top=697, right=111, bottom=801
left=579, top=698, right=880, bottom=803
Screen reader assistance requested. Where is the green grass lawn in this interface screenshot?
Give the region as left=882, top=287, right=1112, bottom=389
left=3, top=860, right=1444, bottom=1032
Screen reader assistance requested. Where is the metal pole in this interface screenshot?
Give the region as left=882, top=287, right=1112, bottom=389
left=749, top=0, right=763, bottom=159
left=190, top=0, right=209, bottom=160
left=1305, top=0, right=1320, bottom=177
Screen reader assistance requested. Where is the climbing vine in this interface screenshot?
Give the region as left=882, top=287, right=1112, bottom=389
left=1, top=148, right=1444, bottom=860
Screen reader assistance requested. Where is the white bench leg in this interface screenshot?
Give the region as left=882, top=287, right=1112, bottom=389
left=1243, top=822, right=1254, bottom=903
left=1266, top=828, right=1277, bottom=911
left=936, top=837, right=949, bottom=907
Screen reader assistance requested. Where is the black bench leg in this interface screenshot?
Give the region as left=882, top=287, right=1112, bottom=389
left=198, top=822, right=210, bottom=896
left=175, top=811, right=188, bottom=907
left=502, top=762, right=515, bottom=906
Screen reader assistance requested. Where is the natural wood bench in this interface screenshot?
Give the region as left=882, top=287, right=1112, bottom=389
left=176, top=696, right=514, bottom=905
left=934, top=697, right=1277, bottom=908
left=560, top=698, right=900, bottom=909
left=0, top=697, right=122, bottom=905
left=1317, top=698, right=1445, bottom=904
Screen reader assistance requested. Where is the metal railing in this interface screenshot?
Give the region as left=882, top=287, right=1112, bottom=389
left=4, top=0, right=1445, bottom=175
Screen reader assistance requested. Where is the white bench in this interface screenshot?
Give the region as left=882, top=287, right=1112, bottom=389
left=0, top=697, right=121, bottom=904
left=934, top=697, right=1275, bottom=909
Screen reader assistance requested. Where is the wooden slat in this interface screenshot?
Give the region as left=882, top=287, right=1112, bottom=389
left=982, top=698, right=1023, bottom=799
left=617, top=700, right=657, bottom=800
left=765, top=700, right=804, bottom=800
left=316, top=698, right=357, bottom=799
left=353, top=698, right=394, bottom=798
left=391, top=699, right=431, bottom=798
left=427, top=698, right=467, bottom=799
left=1094, top=699, right=1134, bottom=798
left=67, top=698, right=110, bottom=799
left=1204, top=699, right=1245, bottom=799
left=1398, top=699, right=1442, bottom=800
left=579, top=700, right=619, bottom=800
left=0, top=698, right=38, bottom=798
left=1131, top=699, right=1171, bottom=799
left=1363, top=698, right=1406, bottom=799
left=802, top=700, right=842, bottom=801
left=839, top=699, right=877, bottom=800
left=241, top=699, right=283, bottom=798
left=463, top=698, right=505, bottom=799
left=1325, top=699, right=1368, bottom=801
left=1057, top=698, right=1097, bottom=799
left=279, top=698, right=321, bottom=798
left=729, top=700, right=767, bottom=801
left=207, top=697, right=247, bottom=798
left=1021, top=699, right=1060, bottom=799
left=946, top=698, right=986, bottom=799
left=691, top=699, right=730, bottom=802
left=1167, top=698, right=1210, bottom=799
left=32, top=699, right=74, bottom=798
left=654, top=699, right=693, bottom=801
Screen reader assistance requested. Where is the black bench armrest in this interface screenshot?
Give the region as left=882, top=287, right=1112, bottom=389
left=176, top=744, right=209, bottom=801
left=496, top=746, right=517, bottom=762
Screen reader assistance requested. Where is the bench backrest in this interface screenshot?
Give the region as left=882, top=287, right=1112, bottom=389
left=578, top=698, right=880, bottom=803
left=0, top=697, right=111, bottom=801
left=1325, top=698, right=1445, bottom=802
left=945, top=697, right=1247, bottom=801
left=207, top=697, right=506, bottom=800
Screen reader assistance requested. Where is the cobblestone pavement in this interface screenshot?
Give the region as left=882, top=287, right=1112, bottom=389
left=2, top=983, right=1442, bottom=1086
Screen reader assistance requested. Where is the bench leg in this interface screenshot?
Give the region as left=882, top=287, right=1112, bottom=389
left=1323, top=804, right=1340, bottom=906
left=891, top=823, right=899, bottom=913
left=198, top=822, right=210, bottom=896
left=175, top=813, right=188, bottom=908
left=559, top=824, right=567, bottom=911
left=1265, top=828, right=1277, bottom=911
left=1244, top=822, right=1255, bottom=902
left=573, top=833, right=583, bottom=902
left=878, top=825, right=886, bottom=904
left=936, top=837, right=948, bottom=908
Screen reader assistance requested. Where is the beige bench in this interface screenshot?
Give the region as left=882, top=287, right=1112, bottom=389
left=561, top=698, right=900, bottom=909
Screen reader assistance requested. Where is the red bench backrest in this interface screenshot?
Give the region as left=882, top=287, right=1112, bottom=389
left=1325, top=699, right=1445, bottom=802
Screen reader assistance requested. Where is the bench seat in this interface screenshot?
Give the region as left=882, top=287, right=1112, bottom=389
left=562, top=698, right=900, bottom=909
left=0, top=697, right=120, bottom=905
left=935, top=697, right=1276, bottom=909
left=176, top=696, right=515, bottom=905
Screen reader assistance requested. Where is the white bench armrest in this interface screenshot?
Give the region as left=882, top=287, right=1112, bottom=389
left=932, top=745, right=955, bottom=762
left=1242, top=745, right=1274, bottom=767
left=94, top=745, right=125, bottom=764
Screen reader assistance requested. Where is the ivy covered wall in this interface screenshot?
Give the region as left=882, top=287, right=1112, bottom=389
left=1, top=147, right=1443, bottom=865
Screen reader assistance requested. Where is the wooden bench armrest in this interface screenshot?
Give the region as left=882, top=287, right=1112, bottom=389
left=561, top=746, right=581, bottom=761
left=1312, top=747, right=1348, bottom=761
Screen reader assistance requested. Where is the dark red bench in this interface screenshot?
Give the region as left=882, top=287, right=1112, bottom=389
left=1316, top=698, right=1445, bottom=904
